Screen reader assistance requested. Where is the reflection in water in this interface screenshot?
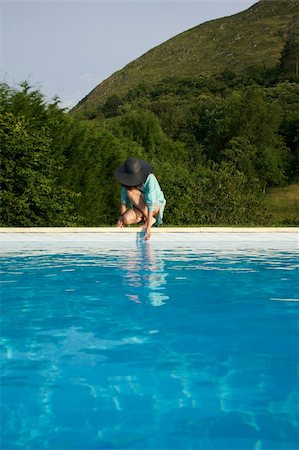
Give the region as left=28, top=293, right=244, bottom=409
left=122, top=231, right=169, bottom=307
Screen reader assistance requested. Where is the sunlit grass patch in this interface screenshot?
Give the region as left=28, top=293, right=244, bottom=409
left=264, top=184, right=299, bottom=224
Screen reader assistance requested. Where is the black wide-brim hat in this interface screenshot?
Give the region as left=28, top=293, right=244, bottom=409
left=114, top=157, right=152, bottom=186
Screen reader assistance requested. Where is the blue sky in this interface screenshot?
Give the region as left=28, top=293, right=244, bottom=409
left=0, top=0, right=256, bottom=108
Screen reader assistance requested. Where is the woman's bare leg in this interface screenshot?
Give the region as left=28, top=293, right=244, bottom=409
left=126, top=188, right=147, bottom=217
left=121, top=208, right=143, bottom=225
left=125, top=188, right=159, bottom=227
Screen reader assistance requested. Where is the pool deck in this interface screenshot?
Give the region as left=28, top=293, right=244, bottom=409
left=1, top=228, right=297, bottom=254
left=0, top=227, right=298, bottom=233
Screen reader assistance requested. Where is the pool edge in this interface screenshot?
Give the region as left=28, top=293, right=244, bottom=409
left=0, top=227, right=298, bottom=233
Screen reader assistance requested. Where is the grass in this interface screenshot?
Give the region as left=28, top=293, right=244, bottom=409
left=263, top=183, right=299, bottom=224
left=75, top=0, right=299, bottom=109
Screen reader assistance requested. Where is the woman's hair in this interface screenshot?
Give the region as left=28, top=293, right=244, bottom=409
left=122, top=184, right=137, bottom=189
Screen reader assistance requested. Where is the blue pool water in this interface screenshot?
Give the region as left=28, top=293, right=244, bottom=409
left=0, top=232, right=298, bottom=450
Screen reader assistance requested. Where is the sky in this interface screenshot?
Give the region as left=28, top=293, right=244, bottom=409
left=0, top=0, right=257, bottom=109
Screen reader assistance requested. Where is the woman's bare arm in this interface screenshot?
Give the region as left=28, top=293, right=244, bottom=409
left=117, top=204, right=127, bottom=227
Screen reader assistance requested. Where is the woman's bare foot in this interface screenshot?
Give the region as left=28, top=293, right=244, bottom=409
left=116, top=217, right=124, bottom=227
left=142, top=216, right=156, bottom=230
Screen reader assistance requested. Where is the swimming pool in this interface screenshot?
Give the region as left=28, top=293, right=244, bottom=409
left=1, top=232, right=298, bottom=450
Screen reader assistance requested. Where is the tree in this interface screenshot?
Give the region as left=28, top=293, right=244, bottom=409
left=109, top=110, right=188, bottom=163
left=223, top=137, right=257, bottom=179
left=199, top=162, right=268, bottom=225
left=101, top=95, right=123, bottom=117
left=279, top=33, right=299, bottom=77
left=194, top=87, right=289, bottom=190
left=0, top=112, right=78, bottom=226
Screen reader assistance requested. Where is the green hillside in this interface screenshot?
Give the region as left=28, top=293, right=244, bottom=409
left=76, top=0, right=299, bottom=111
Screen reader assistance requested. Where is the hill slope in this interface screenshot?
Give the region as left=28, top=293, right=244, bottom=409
left=75, top=0, right=299, bottom=111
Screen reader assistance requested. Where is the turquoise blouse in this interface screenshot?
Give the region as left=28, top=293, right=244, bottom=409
left=121, top=174, right=165, bottom=212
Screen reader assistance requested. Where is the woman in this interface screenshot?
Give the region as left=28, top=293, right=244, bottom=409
left=114, top=157, right=166, bottom=240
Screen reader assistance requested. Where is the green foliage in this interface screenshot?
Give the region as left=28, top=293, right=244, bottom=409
left=197, top=88, right=281, bottom=154
left=191, top=87, right=291, bottom=191
left=0, top=111, right=78, bottom=226
left=108, top=110, right=188, bottom=163
left=273, top=82, right=299, bottom=180
left=152, top=161, right=196, bottom=225
left=153, top=161, right=268, bottom=226
left=199, top=162, right=268, bottom=225
left=101, top=95, right=124, bottom=118
left=279, top=32, right=299, bottom=77
left=62, top=121, right=144, bottom=225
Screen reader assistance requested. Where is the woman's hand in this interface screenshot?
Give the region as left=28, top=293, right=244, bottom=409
left=144, top=228, right=151, bottom=240
left=143, top=209, right=157, bottom=240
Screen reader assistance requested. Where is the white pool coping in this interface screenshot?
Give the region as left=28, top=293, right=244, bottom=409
left=0, top=229, right=298, bottom=255
left=0, top=227, right=298, bottom=233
